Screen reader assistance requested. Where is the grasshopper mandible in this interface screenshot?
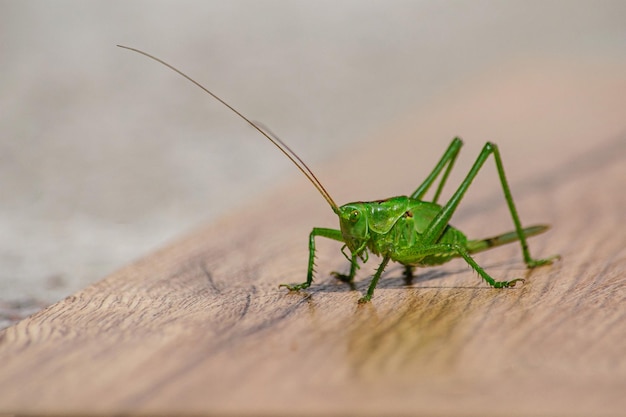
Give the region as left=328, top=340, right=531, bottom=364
left=119, top=45, right=558, bottom=303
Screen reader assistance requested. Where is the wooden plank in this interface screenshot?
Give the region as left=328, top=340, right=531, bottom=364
left=1, top=61, right=625, bottom=416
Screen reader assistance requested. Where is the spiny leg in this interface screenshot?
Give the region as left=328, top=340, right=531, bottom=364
left=279, top=227, right=344, bottom=292
left=358, top=255, right=391, bottom=304
left=451, top=244, right=524, bottom=288
left=411, top=137, right=463, bottom=204
left=421, top=141, right=558, bottom=268
left=402, top=242, right=524, bottom=288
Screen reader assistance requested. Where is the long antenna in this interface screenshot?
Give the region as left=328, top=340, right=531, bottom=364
left=117, top=45, right=339, bottom=213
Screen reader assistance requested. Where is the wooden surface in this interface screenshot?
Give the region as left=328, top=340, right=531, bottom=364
left=1, top=62, right=625, bottom=416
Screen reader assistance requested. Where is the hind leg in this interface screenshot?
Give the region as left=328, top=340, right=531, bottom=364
left=421, top=141, right=558, bottom=268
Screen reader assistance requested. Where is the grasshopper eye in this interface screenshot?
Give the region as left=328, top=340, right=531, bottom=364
left=350, top=210, right=360, bottom=223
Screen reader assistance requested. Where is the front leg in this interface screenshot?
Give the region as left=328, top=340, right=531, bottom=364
left=279, top=227, right=344, bottom=292
left=358, top=255, right=391, bottom=303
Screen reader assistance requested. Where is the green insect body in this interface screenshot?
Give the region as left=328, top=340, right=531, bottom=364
left=119, top=45, right=559, bottom=304
left=281, top=138, right=558, bottom=302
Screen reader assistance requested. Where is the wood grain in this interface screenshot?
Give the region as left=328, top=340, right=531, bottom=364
left=1, top=61, right=625, bottom=416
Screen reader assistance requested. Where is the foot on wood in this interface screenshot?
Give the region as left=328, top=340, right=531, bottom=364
left=279, top=282, right=310, bottom=292
left=492, top=278, right=525, bottom=288
left=527, top=254, right=561, bottom=268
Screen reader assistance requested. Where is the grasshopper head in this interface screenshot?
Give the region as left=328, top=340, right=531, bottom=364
left=338, top=203, right=369, bottom=254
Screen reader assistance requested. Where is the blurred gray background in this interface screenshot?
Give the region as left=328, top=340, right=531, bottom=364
left=1, top=1, right=625, bottom=328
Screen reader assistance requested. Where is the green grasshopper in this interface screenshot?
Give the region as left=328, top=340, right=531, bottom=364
left=119, top=45, right=558, bottom=303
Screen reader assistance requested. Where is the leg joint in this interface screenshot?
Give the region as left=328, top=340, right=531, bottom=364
left=484, top=141, right=496, bottom=151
